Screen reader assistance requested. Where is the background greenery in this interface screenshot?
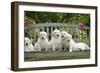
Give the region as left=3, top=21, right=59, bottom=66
left=24, top=11, right=90, bottom=26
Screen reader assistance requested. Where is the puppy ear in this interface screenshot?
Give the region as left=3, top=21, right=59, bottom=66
left=70, top=35, right=72, bottom=39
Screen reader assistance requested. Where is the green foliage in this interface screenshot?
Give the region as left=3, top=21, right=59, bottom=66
left=24, top=11, right=90, bottom=26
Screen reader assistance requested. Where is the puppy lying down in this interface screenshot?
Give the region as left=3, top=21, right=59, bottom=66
left=66, top=32, right=90, bottom=52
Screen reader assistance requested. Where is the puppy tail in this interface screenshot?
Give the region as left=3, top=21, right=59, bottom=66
left=84, top=44, right=90, bottom=50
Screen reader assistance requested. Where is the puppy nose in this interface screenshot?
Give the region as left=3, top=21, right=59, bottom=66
left=68, top=39, right=70, bottom=42
left=62, top=35, right=64, bottom=38
left=57, top=34, right=59, bottom=37
left=42, top=37, right=44, bottom=39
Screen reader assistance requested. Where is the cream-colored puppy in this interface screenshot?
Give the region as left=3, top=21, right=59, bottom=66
left=35, top=31, right=49, bottom=51
left=24, top=37, right=35, bottom=52
left=67, top=34, right=90, bottom=52
left=61, top=31, right=69, bottom=51
left=49, top=29, right=61, bottom=51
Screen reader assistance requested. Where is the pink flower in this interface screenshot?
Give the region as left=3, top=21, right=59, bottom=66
left=79, top=22, right=85, bottom=29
